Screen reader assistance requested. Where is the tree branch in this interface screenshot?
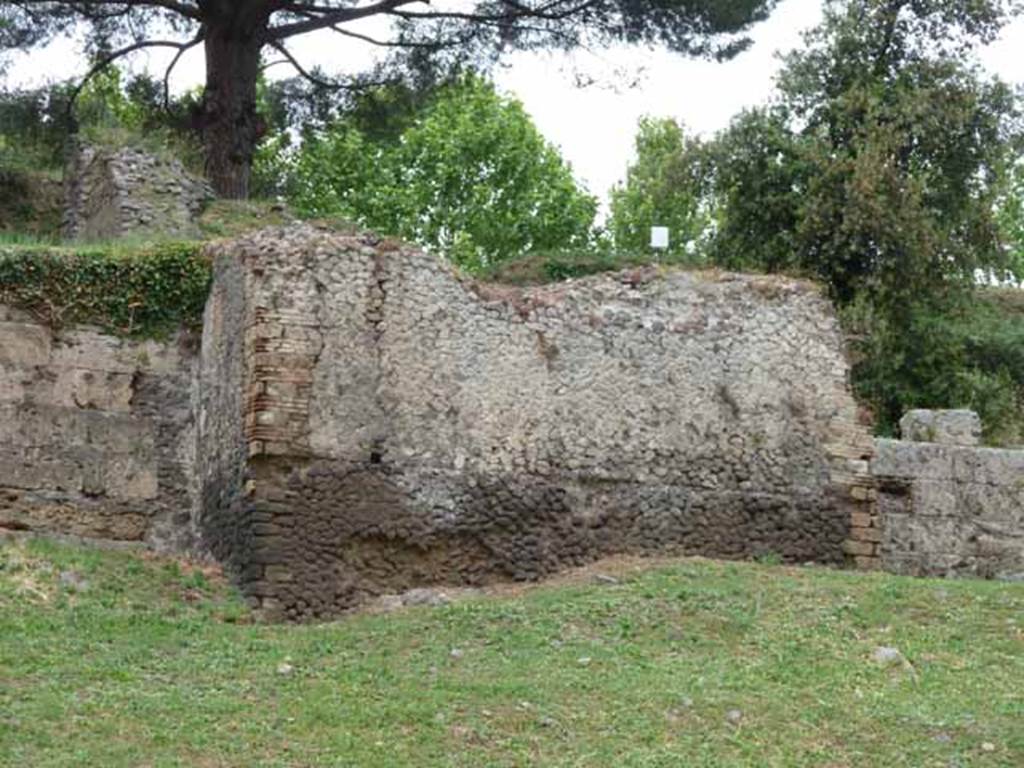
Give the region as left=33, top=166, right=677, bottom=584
left=317, top=23, right=461, bottom=49
left=163, top=31, right=204, bottom=108
left=495, top=0, right=600, bottom=22
left=65, top=38, right=197, bottom=124
left=282, top=6, right=468, bottom=50
left=267, top=39, right=391, bottom=91
left=267, top=0, right=423, bottom=41
left=13, top=0, right=202, bottom=21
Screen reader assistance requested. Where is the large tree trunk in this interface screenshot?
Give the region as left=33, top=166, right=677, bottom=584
left=201, top=22, right=263, bottom=199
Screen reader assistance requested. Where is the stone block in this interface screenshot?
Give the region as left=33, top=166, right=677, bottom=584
left=0, top=368, right=41, bottom=404
left=957, top=482, right=1024, bottom=524
left=880, top=554, right=925, bottom=576
left=49, top=330, right=127, bottom=371
left=0, top=396, right=159, bottom=499
left=952, top=447, right=1024, bottom=487
left=50, top=369, right=134, bottom=412
left=850, top=511, right=875, bottom=529
left=872, top=439, right=953, bottom=481
left=880, top=512, right=915, bottom=554
left=899, top=409, right=981, bottom=446
left=850, top=525, right=882, bottom=543
left=843, top=539, right=877, bottom=556
left=910, top=478, right=957, bottom=517
left=0, top=322, right=51, bottom=367
left=891, top=515, right=967, bottom=559
left=264, top=565, right=295, bottom=582
left=0, top=496, right=149, bottom=541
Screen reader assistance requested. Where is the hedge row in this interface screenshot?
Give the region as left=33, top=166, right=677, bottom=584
left=0, top=241, right=211, bottom=338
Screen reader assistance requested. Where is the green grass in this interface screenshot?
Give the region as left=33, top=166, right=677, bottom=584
left=479, top=248, right=709, bottom=285
left=197, top=199, right=301, bottom=240
left=0, top=231, right=61, bottom=247
left=2, top=538, right=1022, bottom=767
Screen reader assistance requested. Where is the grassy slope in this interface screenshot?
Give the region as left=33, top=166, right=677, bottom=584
left=1, top=538, right=1022, bottom=767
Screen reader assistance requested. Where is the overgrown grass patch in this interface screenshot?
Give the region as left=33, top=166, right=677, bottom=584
left=197, top=199, right=300, bottom=240
left=0, top=167, right=64, bottom=240
left=1, top=537, right=1022, bottom=767
left=480, top=248, right=708, bottom=285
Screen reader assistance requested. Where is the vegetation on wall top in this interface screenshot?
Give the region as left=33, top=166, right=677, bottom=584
left=0, top=240, right=210, bottom=339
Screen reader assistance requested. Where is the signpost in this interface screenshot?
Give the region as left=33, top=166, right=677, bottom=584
left=650, top=226, right=669, bottom=252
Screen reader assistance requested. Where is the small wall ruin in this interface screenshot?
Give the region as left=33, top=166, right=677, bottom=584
left=63, top=145, right=212, bottom=241
left=870, top=411, right=1024, bottom=580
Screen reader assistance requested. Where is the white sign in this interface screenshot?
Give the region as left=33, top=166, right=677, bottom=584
left=650, top=226, right=670, bottom=250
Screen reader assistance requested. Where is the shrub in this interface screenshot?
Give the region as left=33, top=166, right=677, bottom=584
left=0, top=241, right=211, bottom=338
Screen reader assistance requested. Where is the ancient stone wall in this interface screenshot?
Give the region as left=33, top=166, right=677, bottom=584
left=12, top=222, right=1019, bottom=617
left=64, top=145, right=212, bottom=241
left=871, top=411, right=1024, bottom=580
left=0, top=304, right=200, bottom=550
left=200, top=225, right=875, bottom=619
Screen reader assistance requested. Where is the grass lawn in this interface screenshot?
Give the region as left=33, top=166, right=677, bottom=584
left=1, top=537, right=1022, bottom=767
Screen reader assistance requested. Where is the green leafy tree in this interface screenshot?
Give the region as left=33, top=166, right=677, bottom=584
left=600, top=0, right=1023, bottom=439
left=705, top=107, right=809, bottom=273
left=998, top=160, right=1024, bottom=281
left=608, top=117, right=712, bottom=258
left=290, top=75, right=597, bottom=272
left=1, top=0, right=781, bottom=198
left=0, top=82, right=74, bottom=170
left=695, top=0, right=1022, bottom=301
left=775, top=0, right=1022, bottom=305
left=0, top=64, right=205, bottom=177
left=766, top=0, right=1024, bottom=437
left=642, top=0, right=1024, bottom=438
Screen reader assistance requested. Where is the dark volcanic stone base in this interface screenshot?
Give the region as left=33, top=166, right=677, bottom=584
left=237, top=458, right=849, bottom=621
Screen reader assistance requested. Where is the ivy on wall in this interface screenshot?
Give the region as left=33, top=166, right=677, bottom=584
left=0, top=241, right=211, bottom=338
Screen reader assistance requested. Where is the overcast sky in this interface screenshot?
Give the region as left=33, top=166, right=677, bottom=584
left=5, top=0, right=1024, bottom=202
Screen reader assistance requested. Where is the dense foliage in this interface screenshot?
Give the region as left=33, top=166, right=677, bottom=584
left=0, top=241, right=210, bottom=338
left=0, top=0, right=780, bottom=197
left=846, top=290, right=1024, bottom=445
left=284, top=76, right=598, bottom=272
left=1000, top=161, right=1024, bottom=277
left=609, top=0, right=1024, bottom=441
left=0, top=67, right=201, bottom=175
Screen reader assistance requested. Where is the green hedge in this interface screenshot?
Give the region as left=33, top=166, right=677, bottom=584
left=0, top=241, right=211, bottom=338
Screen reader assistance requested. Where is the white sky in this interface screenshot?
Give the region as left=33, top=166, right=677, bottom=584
left=4, top=0, right=1023, bottom=201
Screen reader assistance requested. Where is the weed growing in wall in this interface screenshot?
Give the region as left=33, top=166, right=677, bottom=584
left=0, top=241, right=211, bottom=338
